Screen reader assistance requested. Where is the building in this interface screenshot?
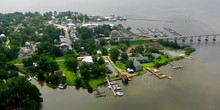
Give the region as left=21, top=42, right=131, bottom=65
left=152, top=53, right=161, bottom=59
left=25, top=41, right=30, bottom=46
left=59, top=35, right=66, bottom=43
left=134, top=57, right=149, bottom=63
left=127, top=68, right=134, bottom=73
left=133, top=60, right=143, bottom=72
left=54, top=71, right=65, bottom=77
left=110, top=30, right=120, bottom=39
left=77, top=56, right=94, bottom=64
left=122, top=74, right=128, bottom=83
left=82, top=23, right=98, bottom=28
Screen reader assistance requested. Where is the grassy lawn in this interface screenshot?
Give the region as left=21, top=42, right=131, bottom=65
left=115, top=61, right=126, bottom=70
left=156, top=55, right=169, bottom=63
left=130, top=40, right=153, bottom=45
left=142, top=62, right=155, bottom=67
left=19, top=58, right=29, bottom=64
left=89, top=77, right=104, bottom=90
left=7, top=58, right=18, bottom=64
left=57, top=61, right=77, bottom=85
left=134, top=70, right=146, bottom=75
left=55, top=56, right=65, bottom=60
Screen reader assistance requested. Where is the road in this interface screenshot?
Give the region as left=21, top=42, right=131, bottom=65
left=53, top=24, right=73, bottom=50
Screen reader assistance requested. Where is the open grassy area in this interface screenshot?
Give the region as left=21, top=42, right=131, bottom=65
left=130, top=40, right=153, bottom=45
left=7, top=58, right=18, bottom=64
left=57, top=61, right=77, bottom=85
left=134, top=69, right=146, bottom=75
left=89, top=77, right=104, bottom=90
left=142, top=62, right=155, bottom=67
left=156, top=55, right=169, bottom=63
left=19, top=58, right=29, bottom=64
left=115, top=61, right=126, bottom=70
left=55, top=56, right=65, bottom=60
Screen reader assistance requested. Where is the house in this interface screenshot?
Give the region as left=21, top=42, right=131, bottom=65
left=77, top=56, right=94, bottom=64
left=152, top=53, right=161, bottom=59
left=133, top=60, right=143, bottom=72
left=110, top=30, right=120, bottom=39
left=82, top=23, right=98, bottom=28
left=134, top=57, right=149, bottom=63
left=80, top=51, right=87, bottom=57
left=54, top=71, right=65, bottom=77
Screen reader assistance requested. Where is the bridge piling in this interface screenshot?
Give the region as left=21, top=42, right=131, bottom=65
left=198, top=36, right=201, bottom=42
left=205, top=36, right=209, bottom=41
left=190, top=37, right=193, bottom=42
left=213, top=35, right=216, bottom=41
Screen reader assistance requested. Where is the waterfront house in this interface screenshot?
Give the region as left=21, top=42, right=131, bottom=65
left=133, top=60, right=143, bottom=72
left=110, top=30, right=120, bottom=39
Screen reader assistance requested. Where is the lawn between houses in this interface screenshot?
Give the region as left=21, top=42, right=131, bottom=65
left=57, top=61, right=104, bottom=90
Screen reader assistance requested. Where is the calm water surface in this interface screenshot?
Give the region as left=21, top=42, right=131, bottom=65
left=5, top=0, right=220, bottom=109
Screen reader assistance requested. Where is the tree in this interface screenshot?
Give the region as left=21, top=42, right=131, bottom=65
left=98, top=57, right=105, bottom=65
left=101, top=48, right=108, bottom=56
left=65, top=57, right=78, bottom=69
left=118, top=43, right=128, bottom=52
left=126, top=60, right=134, bottom=69
left=99, top=39, right=107, bottom=46
left=134, top=45, right=144, bottom=54
left=126, top=26, right=131, bottom=31
left=37, top=70, right=45, bottom=81
left=109, top=48, right=120, bottom=62
left=121, top=52, right=128, bottom=61
left=76, top=27, right=94, bottom=40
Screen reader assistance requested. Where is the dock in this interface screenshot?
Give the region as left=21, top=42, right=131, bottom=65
left=163, top=27, right=182, bottom=36
left=145, top=67, right=171, bottom=79
left=106, top=77, right=116, bottom=96
left=136, top=28, right=148, bottom=34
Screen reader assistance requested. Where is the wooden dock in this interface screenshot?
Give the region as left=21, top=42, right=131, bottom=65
left=145, top=67, right=171, bottom=79
left=106, top=77, right=116, bottom=96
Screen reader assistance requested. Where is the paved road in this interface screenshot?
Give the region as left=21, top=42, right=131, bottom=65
left=53, top=24, right=73, bottom=50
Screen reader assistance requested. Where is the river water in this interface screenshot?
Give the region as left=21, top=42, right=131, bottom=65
left=7, top=0, right=220, bottom=109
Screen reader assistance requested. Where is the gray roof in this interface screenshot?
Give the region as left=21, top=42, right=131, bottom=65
left=54, top=71, right=64, bottom=77
left=133, top=60, right=142, bottom=68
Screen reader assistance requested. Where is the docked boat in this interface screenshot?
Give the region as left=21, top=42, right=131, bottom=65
left=58, top=83, right=67, bottom=89
left=28, top=77, right=32, bottom=81
left=167, top=76, right=172, bottom=79
left=110, top=81, right=116, bottom=85
left=113, top=86, right=121, bottom=90
left=172, top=65, right=183, bottom=69
left=116, top=92, right=124, bottom=96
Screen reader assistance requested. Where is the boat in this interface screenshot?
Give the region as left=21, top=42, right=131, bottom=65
left=161, top=75, right=166, bottom=78
left=167, top=76, right=172, bottom=79
left=153, top=69, right=159, bottom=73
left=110, top=81, right=116, bottom=85
left=28, top=77, right=32, bottom=81
left=58, top=83, right=66, bottom=89
left=116, top=92, right=124, bottom=96
left=172, top=65, right=183, bottom=69
left=113, top=86, right=121, bottom=90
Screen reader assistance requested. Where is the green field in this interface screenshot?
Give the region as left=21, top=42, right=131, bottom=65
left=130, top=40, right=153, bottom=45
left=55, top=56, right=65, bottom=60
left=142, top=62, right=155, bottom=67
left=57, top=61, right=77, bottom=85
left=7, top=58, right=18, bottom=64
left=89, top=77, right=104, bottom=90
left=114, top=61, right=126, bottom=70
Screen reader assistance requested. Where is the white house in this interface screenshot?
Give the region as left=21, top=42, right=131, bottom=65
left=77, top=56, right=94, bottom=64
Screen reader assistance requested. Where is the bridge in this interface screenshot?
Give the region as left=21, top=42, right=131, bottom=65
left=131, top=34, right=220, bottom=42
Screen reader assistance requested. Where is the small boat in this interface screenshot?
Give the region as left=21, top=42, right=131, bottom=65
left=167, top=76, right=172, bottom=79
left=108, top=85, right=111, bottom=89
left=110, top=81, right=116, bottom=85
left=58, top=84, right=64, bottom=89
left=116, top=92, right=124, bottom=96
left=161, top=75, right=166, bottom=78
left=28, top=77, right=32, bottom=81
left=153, top=69, right=159, bottom=73
left=114, top=87, right=121, bottom=90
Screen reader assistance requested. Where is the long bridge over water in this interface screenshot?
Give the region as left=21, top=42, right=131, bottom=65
left=131, top=34, right=220, bottom=42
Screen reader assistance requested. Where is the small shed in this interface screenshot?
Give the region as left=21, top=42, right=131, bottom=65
left=122, top=74, right=128, bottom=83
left=54, top=71, right=65, bottom=77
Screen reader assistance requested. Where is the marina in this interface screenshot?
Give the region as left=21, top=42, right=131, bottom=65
left=163, top=27, right=182, bottom=36
left=106, top=77, right=124, bottom=96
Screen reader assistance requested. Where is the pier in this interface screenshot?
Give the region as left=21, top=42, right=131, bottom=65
left=136, top=28, right=148, bottom=34
left=145, top=67, right=171, bottom=79
left=106, top=77, right=116, bottom=96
